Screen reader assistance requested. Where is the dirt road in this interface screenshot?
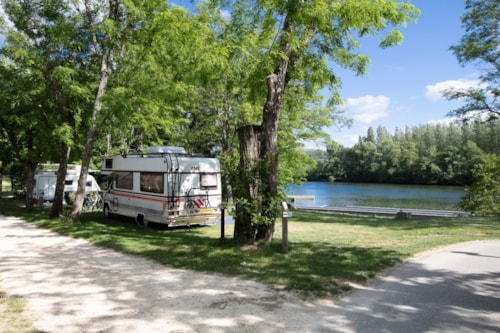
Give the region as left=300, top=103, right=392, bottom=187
left=1, top=215, right=499, bottom=332
left=0, top=215, right=338, bottom=332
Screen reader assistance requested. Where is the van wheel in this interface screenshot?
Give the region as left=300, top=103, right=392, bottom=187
left=136, top=214, right=146, bottom=226
left=103, top=204, right=113, bottom=219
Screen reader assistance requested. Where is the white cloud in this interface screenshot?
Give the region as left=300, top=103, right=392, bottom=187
left=426, top=117, right=457, bottom=126
left=425, top=79, right=480, bottom=101
left=0, top=6, right=7, bottom=45
left=341, top=134, right=360, bottom=147
left=220, top=10, right=231, bottom=20
left=343, top=95, right=390, bottom=124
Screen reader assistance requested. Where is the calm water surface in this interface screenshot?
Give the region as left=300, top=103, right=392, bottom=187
left=286, top=182, right=465, bottom=210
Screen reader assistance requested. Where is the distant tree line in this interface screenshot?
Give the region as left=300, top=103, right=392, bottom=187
left=307, top=120, right=500, bottom=186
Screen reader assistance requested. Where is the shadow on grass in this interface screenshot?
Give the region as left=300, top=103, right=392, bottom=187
left=112, top=229, right=402, bottom=297
left=0, top=199, right=402, bottom=297
left=84, top=217, right=403, bottom=297
left=5, top=198, right=497, bottom=297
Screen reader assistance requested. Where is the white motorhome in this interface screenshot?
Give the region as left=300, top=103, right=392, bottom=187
left=34, top=167, right=101, bottom=203
left=101, top=146, right=222, bottom=227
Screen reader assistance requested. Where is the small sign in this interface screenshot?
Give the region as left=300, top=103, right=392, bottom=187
left=283, top=211, right=293, bottom=218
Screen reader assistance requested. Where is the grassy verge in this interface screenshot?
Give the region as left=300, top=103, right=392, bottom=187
left=0, top=288, right=42, bottom=333
left=1, top=197, right=499, bottom=298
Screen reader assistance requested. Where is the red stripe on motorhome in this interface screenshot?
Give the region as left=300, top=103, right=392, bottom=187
left=110, top=191, right=185, bottom=204
left=192, top=199, right=204, bottom=208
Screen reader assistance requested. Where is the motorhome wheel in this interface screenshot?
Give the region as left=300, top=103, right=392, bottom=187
left=136, top=214, right=147, bottom=227
left=103, top=204, right=113, bottom=219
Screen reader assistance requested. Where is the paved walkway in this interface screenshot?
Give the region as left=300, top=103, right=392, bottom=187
left=1, top=215, right=499, bottom=332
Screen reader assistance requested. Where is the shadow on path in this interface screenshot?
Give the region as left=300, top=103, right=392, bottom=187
left=1, top=215, right=499, bottom=333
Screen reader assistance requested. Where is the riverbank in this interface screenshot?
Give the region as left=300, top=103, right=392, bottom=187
left=294, top=205, right=468, bottom=217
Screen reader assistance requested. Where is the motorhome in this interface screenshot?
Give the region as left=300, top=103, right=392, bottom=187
left=34, top=166, right=101, bottom=203
left=100, top=146, right=222, bottom=227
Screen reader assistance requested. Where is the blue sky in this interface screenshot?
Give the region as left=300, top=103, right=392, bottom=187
left=322, top=0, right=478, bottom=148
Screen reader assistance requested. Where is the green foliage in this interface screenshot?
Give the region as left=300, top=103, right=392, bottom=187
left=460, top=154, right=500, bottom=215
left=0, top=0, right=108, bottom=211
left=445, top=0, right=499, bottom=120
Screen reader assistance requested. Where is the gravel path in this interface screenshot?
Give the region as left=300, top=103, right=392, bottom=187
left=1, top=215, right=499, bottom=333
left=0, top=215, right=339, bottom=332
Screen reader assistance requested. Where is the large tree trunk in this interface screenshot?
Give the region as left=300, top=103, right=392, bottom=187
left=233, top=73, right=286, bottom=243
left=69, top=127, right=99, bottom=221
left=69, top=51, right=113, bottom=221
left=50, top=143, right=70, bottom=218
left=258, top=72, right=287, bottom=243
left=233, top=125, right=262, bottom=241
left=24, top=163, right=37, bottom=210
left=0, top=167, right=3, bottom=201
left=233, top=14, right=295, bottom=244
left=69, top=0, right=119, bottom=222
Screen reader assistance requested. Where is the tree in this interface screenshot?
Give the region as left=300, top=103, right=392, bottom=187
left=445, top=0, right=499, bottom=120
left=226, top=0, right=420, bottom=243
left=0, top=47, right=52, bottom=209
left=0, top=63, right=32, bottom=202
left=1, top=0, right=106, bottom=215
left=69, top=0, right=172, bottom=221
left=460, top=154, right=500, bottom=215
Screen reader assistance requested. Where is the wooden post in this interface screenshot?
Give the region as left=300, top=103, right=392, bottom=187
left=282, top=202, right=288, bottom=253
left=220, top=206, right=225, bottom=244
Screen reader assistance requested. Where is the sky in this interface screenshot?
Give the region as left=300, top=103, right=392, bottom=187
left=320, top=0, right=478, bottom=148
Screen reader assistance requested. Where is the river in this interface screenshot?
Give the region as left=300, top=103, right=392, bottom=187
left=285, top=182, right=465, bottom=210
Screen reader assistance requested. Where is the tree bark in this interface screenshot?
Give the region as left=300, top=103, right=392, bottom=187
left=69, top=46, right=114, bottom=221
left=69, top=0, right=123, bottom=222
left=50, top=143, right=70, bottom=218
left=234, top=13, right=295, bottom=244
left=257, top=72, right=287, bottom=242
left=234, top=125, right=262, bottom=241
left=69, top=63, right=111, bottom=221
left=24, top=163, right=37, bottom=210
left=234, top=72, right=288, bottom=244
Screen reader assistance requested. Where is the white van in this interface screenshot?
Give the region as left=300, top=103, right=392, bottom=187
left=101, top=146, right=222, bottom=227
left=34, top=167, right=101, bottom=203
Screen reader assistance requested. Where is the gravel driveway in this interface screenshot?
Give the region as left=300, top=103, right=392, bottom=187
left=1, top=215, right=499, bottom=333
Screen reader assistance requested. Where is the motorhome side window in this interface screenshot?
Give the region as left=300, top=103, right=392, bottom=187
left=64, top=180, right=92, bottom=187
left=105, top=158, right=113, bottom=169
left=140, top=172, right=163, bottom=194
left=115, top=172, right=133, bottom=190
left=200, top=173, right=217, bottom=190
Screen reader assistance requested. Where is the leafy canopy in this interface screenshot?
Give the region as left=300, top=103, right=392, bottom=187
left=445, top=0, right=500, bottom=120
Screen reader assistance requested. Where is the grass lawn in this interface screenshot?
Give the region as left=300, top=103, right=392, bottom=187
left=0, top=287, right=41, bottom=333
left=1, top=195, right=499, bottom=299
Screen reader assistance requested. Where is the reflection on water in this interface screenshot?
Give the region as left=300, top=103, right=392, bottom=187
left=286, top=182, right=465, bottom=210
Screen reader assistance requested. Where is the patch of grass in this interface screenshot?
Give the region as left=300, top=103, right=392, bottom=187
left=0, top=289, right=42, bottom=333
left=1, top=197, right=499, bottom=298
